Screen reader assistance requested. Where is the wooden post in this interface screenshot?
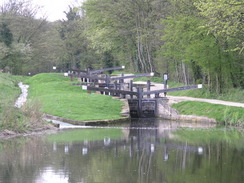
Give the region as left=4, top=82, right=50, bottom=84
left=114, top=81, right=118, bottom=96
left=106, top=75, right=111, bottom=88
left=137, top=87, right=143, bottom=118
left=130, top=80, right=133, bottom=98
left=120, top=73, right=124, bottom=84
left=70, top=73, right=74, bottom=81
left=163, top=73, right=168, bottom=97
left=147, top=80, right=151, bottom=98
left=118, top=81, right=122, bottom=98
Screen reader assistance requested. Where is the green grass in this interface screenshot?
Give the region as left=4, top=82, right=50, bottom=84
left=172, top=101, right=244, bottom=125
left=47, top=128, right=123, bottom=143
left=25, top=73, right=123, bottom=121
left=0, top=73, right=25, bottom=114
left=0, top=73, right=19, bottom=112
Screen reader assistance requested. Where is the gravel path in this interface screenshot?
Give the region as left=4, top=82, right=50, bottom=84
left=167, top=96, right=244, bottom=108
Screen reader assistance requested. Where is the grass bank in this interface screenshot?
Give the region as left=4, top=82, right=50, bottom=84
left=172, top=101, right=244, bottom=125
left=25, top=73, right=123, bottom=121
left=0, top=73, right=22, bottom=115
left=0, top=73, right=51, bottom=133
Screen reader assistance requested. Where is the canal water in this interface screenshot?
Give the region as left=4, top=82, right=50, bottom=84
left=0, top=119, right=243, bottom=183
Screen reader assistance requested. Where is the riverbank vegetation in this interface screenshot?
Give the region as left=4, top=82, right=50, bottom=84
left=24, top=73, right=123, bottom=121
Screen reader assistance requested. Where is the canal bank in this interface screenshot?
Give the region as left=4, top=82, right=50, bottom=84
left=1, top=72, right=243, bottom=139
left=15, top=73, right=244, bottom=127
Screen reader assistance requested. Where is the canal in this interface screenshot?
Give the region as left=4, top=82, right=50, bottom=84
left=0, top=119, right=243, bottom=183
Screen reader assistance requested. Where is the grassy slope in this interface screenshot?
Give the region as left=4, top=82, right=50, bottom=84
left=172, top=101, right=244, bottom=125
left=134, top=76, right=244, bottom=124
left=25, top=73, right=123, bottom=121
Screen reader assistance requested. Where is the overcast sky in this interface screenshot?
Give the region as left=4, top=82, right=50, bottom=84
left=0, top=0, right=84, bottom=21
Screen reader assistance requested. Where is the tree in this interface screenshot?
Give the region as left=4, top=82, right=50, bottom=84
left=59, top=6, right=101, bottom=70
left=0, top=0, right=66, bottom=74
left=0, top=22, right=13, bottom=47
left=161, top=0, right=243, bottom=93
left=194, top=0, right=243, bottom=53
left=83, top=0, right=169, bottom=73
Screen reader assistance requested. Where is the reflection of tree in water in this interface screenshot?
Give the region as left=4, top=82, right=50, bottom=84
left=0, top=137, right=50, bottom=183
left=0, top=123, right=243, bottom=183
left=128, top=118, right=204, bottom=183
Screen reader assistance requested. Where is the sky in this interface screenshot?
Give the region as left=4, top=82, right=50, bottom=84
left=0, top=0, right=84, bottom=21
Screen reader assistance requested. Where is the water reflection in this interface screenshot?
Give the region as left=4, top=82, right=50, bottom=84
left=0, top=119, right=243, bottom=183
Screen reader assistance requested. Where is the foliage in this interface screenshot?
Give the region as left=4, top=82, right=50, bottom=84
left=0, top=0, right=65, bottom=75
left=25, top=73, right=123, bottom=121
left=194, top=0, right=243, bottom=53
left=0, top=0, right=242, bottom=98
left=83, top=0, right=169, bottom=73
left=59, top=6, right=101, bottom=70
left=0, top=22, right=13, bottom=47
left=160, top=3, right=243, bottom=93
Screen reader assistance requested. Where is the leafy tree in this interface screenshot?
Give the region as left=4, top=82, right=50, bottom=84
left=59, top=6, right=101, bottom=70
left=194, top=0, right=243, bottom=53
left=83, top=0, right=168, bottom=73
left=161, top=0, right=243, bottom=93
left=0, top=22, right=13, bottom=47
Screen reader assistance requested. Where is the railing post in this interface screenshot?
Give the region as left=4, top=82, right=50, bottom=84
left=130, top=80, right=133, bottom=98
left=137, top=87, right=143, bottom=118
left=70, top=72, right=74, bottom=82
left=147, top=80, right=151, bottom=98
left=106, top=75, right=111, bottom=88
left=120, top=73, right=124, bottom=84
left=163, top=73, right=168, bottom=97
